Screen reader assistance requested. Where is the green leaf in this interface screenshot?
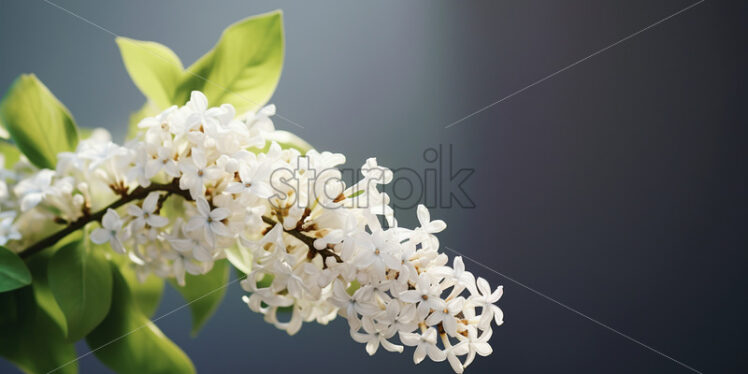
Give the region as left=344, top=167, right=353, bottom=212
left=119, top=265, right=164, bottom=318
left=0, top=117, right=10, bottom=139
left=86, top=264, right=195, bottom=374
left=25, top=249, right=68, bottom=336
left=346, top=279, right=361, bottom=295
left=160, top=192, right=186, bottom=219
left=0, top=74, right=78, bottom=169
left=48, top=240, right=112, bottom=342
left=225, top=244, right=252, bottom=275
left=116, top=37, right=184, bottom=109
left=173, top=10, right=284, bottom=113
left=0, top=246, right=31, bottom=293
left=0, top=288, right=78, bottom=374
left=170, top=259, right=229, bottom=336
left=0, top=141, right=21, bottom=167
left=262, top=130, right=313, bottom=154
left=106, top=249, right=164, bottom=318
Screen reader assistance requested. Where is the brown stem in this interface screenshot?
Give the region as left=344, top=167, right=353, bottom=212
left=261, top=216, right=342, bottom=266
left=19, top=180, right=190, bottom=259
left=19, top=179, right=342, bottom=266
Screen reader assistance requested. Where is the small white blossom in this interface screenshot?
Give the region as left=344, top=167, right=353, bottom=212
left=14, top=169, right=54, bottom=211
left=0, top=211, right=21, bottom=245
left=185, top=197, right=230, bottom=246
left=90, top=209, right=126, bottom=253
left=178, top=148, right=222, bottom=199
left=471, top=277, right=504, bottom=328
left=399, top=327, right=446, bottom=364
left=127, top=192, right=169, bottom=229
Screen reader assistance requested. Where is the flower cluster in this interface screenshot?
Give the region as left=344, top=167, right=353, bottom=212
left=0, top=91, right=503, bottom=372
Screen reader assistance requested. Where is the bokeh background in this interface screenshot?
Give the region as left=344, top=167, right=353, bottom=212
left=1, top=0, right=747, bottom=372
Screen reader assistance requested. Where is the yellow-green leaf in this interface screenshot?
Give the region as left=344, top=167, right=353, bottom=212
left=86, top=264, right=195, bottom=374
left=254, top=130, right=313, bottom=155
left=0, top=74, right=78, bottom=169
left=173, top=10, right=284, bottom=113
left=116, top=37, right=184, bottom=109
left=225, top=244, right=252, bottom=276
left=0, top=141, right=21, bottom=167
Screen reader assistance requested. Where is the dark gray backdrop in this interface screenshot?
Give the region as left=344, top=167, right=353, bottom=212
left=1, top=0, right=746, bottom=373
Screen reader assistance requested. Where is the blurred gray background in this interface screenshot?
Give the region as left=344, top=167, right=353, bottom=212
left=1, top=0, right=747, bottom=373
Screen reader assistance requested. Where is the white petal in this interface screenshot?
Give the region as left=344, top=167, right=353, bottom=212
left=210, top=221, right=230, bottom=237
left=101, top=209, right=120, bottom=229
left=148, top=215, right=169, bottom=228
left=20, top=194, right=43, bottom=212
left=110, top=238, right=126, bottom=254
left=493, top=305, right=504, bottom=326
left=380, top=338, right=403, bottom=353
left=425, top=220, right=446, bottom=233
left=447, top=353, right=464, bottom=373
left=491, top=285, right=504, bottom=302
left=173, top=258, right=186, bottom=286
left=476, top=277, right=491, bottom=296
left=189, top=91, right=208, bottom=112
left=185, top=217, right=206, bottom=232
left=90, top=228, right=111, bottom=244
left=210, top=207, right=230, bottom=221
left=365, top=339, right=379, bottom=356
left=416, top=204, right=430, bottom=225
left=413, top=344, right=426, bottom=364
left=427, top=345, right=447, bottom=362
left=143, top=192, right=160, bottom=212
left=191, top=147, right=206, bottom=168
left=126, top=204, right=143, bottom=217
left=195, top=197, right=211, bottom=216
left=398, top=290, right=422, bottom=304
left=203, top=167, right=224, bottom=181
left=144, top=159, right=162, bottom=179
left=474, top=341, right=493, bottom=356
left=193, top=246, right=213, bottom=262
left=398, top=331, right=420, bottom=346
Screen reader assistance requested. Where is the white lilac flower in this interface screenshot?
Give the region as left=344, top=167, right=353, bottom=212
left=127, top=191, right=169, bottom=230
left=399, top=274, right=445, bottom=318
left=351, top=317, right=403, bottom=355
left=471, top=277, right=505, bottom=328
left=443, top=339, right=470, bottom=373
left=91, top=209, right=127, bottom=253
left=425, top=297, right=465, bottom=335
left=0, top=211, right=21, bottom=245
left=145, top=145, right=180, bottom=179
left=14, top=169, right=54, bottom=211
left=1, top=90, right=503, bottom=373
left=168, top=226, right=214, bottom=262
left=399, top=327, right=446, bottom=364
left=460, top=326, right=493, bottom=368
left=184, top=197, right=230, bottom=246
left=178, top=148, right=223, bottom=199
left=224, top=162, right=274, bottom=198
